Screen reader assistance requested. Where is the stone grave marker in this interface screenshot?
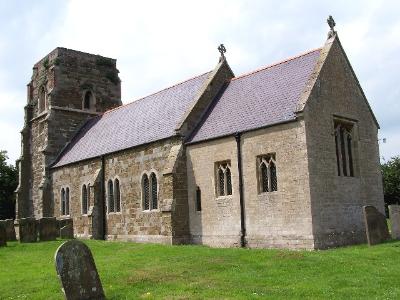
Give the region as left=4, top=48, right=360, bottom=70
left=0, top=225, right=6, bottom=247
left=60, top=224, right=74, bottom=239
left=19, top=217, right=37, bottom=243
left=389, top=205, right=400, bottom=240
left=363, top=205, right=390, bottom=246
left=55, top=240, right=105, bottom=300
left=0, top=219, right=17, bottom=241
left=38, top=217, right=58, bottom=241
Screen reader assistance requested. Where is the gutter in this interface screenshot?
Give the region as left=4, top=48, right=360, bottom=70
left=234, top=132, right=246, bottom=247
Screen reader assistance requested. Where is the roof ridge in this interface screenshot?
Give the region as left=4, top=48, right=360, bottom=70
left=103, top=70, right=212, bottom=116
left=232, top=47, right=322, bottom=81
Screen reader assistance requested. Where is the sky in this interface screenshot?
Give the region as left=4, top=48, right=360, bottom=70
left=0, top=0, right=399, bottom=164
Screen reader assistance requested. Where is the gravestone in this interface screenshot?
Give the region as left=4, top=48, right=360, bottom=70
left=60, top=225, right=74, bottom=239
left=38, top=217, right=58, bottom=241
left=0, top=219, right=17, bottom=241
left=0, top=225, right=6, bottom=247
left=389, top=205, right=400, bottom=240
left=363, top=205, right=390, bottom=246
left=57, top=218, right=73, bottom=237
left=19, top=217, right=37, bottom=243
left=55, top=240, right=105, bottom=300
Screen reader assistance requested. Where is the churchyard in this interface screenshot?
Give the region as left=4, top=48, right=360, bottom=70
left=0, top=239, right=399, bottom=299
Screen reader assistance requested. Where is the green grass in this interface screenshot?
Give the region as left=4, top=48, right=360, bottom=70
left=1, top=240, right=400, bottom=299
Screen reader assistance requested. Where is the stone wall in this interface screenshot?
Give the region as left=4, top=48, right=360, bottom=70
left=186, top=121, right=314, bottom=249
left=50, top=137, right=187, bottom=244
left=303, top=36, right=384, bottom=248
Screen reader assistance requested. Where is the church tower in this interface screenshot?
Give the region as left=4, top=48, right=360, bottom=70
left=16, top=48, right=122, bottom=219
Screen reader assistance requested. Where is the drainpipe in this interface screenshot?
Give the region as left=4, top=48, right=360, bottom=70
left=101, top=155, right=106, bottom=240
left=234, top=132, right=246, bottom=247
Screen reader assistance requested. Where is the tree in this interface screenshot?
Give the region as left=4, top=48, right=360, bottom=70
left=381, top=156, right=400, bottom=215
left=0, top=151, right=18, bottom=219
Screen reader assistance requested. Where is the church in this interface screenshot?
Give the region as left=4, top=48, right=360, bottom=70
left=15, top=18, right=384, bottom=249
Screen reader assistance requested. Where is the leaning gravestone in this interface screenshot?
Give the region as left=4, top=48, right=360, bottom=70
left=0, top=219, right=17, bottom=241
left=38, top=217, right=58, bottom=241
left=363, top=205, right=390, bottom=245
left=55, top=240, right=105, bottom=300
left=60, top=224, right=74, bottom=239
left=19, top=217, right=37, bottom=243
left=389, top=205, right=400, bottom=240
left=0, top=225, right=6, bottom=247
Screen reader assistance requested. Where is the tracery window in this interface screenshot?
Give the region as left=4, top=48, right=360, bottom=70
left=216, top=161, right=232, bottom=197
left=258, top=154, right=278, bottom=193
left=334, top=121, right=355, bottom=177
left=82, top=184, right=89, bottom=215
left=142, top=172, right=158, bottom=211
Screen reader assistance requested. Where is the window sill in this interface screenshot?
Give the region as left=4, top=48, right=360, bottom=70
left=258, top=191, right=278, bottom=195
left=107, top=212, right=122, bottom=215
left=142, top=209, right=160, bottom=213
left=215, top=195, right=233, bottom=200
left=59, top=215, right=71, bottom=219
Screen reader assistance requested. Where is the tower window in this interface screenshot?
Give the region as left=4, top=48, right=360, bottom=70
left=216, top=161, right=232, bottom=197
left=334, top=120, right=355, bottom=177
left=196, top=186, right=202, bottom=211
left=258, top=154, right=278, bottom=193
left=83, top=90, right=95, bottom=111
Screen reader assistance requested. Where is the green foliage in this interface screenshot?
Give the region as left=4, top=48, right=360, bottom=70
left=381, top=156, right=400, bottom=213
left=0, top=151, right=17, bottom=219
left=42, top=57, right=49, bottom=69
left=0, top=240, right=400, bottom=299
left=105, top=71, right=120, bottom=85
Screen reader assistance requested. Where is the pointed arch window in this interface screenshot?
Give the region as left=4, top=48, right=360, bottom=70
left=216, top=161, right=232, bottom=197
left=150, top=173, right=158, bottom=210
left=258, top=154, right=278, bottom=193
left=83, top=90, right=95, bottom=111
left=82, top=184, right=89, bottom=215
left=108, top=179, right=114, bottom=213
left=142, top=174, right=150, bottom=210
left=196, top=186, right=202, bottom=211
left=334, top=121, right=355, bottom=177
left=115, top=178, right=121, bottom=213
left=38, top=86, right=47, bottom=113
left=61, top=188, right=66, bottom=215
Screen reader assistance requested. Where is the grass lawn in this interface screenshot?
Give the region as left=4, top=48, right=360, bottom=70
left=0, top=240, right=400, bottom=299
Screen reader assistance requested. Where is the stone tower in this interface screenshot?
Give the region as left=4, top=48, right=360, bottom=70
left=16, top=48, right=122, bottom=219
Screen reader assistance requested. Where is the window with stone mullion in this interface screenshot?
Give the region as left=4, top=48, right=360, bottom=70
left=143, top=175, right=150, bottom=210
left=115, top=179, right=121, bottom=213
left=150, top=173, right=158, bottom=210
left=108, top=180, right=114, bottom=213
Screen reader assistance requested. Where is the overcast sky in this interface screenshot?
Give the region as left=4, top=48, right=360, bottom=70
left=0, top=0, right=399, bottom=164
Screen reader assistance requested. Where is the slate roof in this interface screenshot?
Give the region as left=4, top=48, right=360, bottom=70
left=188, top=48, right=321, bottom=143
left=52, top=71, right=211, bottom=168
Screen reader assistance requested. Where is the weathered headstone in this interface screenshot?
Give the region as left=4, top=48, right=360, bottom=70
left=0, top=219, right=17, bottom=241
left=389, top=205, right=400, bottom=240
left=38, top=217, right=58, bottom=241
left=19, top=217, right=37, bottom=243
left=55, top=240, right=105, bottom=300
left=60, top=225, right=74, bottom=239
left=363, top=205, right=390, bottom=245
left=57, top=218, right=73, bottom=237
left=0, top=225, right=6, bottom=247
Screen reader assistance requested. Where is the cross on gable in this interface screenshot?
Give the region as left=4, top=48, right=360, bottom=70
left=218, top=44, right=226, bottom=57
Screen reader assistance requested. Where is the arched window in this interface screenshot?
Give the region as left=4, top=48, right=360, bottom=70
left=150, top=173, right=158, bottom=210
left=142, top=174, right=150, bottom=210
left=61, top=188, right=66, bottom=215
left=83, top=90, right=94, bottom=110
left=115, top=178, right=121, bottom=213
left=334, top=121, right=355, bottom=177
left=258, top=154, right=278, bottom=193
left=196, top=186, right=202, bottom=211
left=65, top=187, right=70, bottom=215
left=38, top=86, right=47, bottom=113
left=216, top=162, right=232, bottom=197
left=108, top=179, right=114, bottom=213
left=82, top=184, right=88, bottom=215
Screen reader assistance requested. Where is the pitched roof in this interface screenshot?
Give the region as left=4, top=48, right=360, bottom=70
left=52, top=71, right=211, bottom=168
left=188, top=48, right=321, bottom=144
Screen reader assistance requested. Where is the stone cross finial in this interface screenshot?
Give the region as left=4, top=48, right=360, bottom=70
left=327, top=15, right=337, bottom=39
left=218, top=44, right=226, bottom=58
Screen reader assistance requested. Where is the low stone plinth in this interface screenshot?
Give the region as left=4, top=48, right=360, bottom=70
left=19, top=217, right=37, bottom=243
left=38, top=217, right=58, bottom=241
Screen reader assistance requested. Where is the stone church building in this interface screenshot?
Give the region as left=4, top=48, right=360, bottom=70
left=15, top=20, right=384, bottom=249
